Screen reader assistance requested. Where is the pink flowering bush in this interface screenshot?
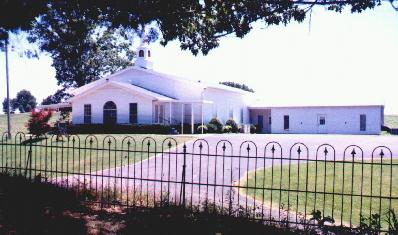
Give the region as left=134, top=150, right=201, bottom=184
left=26, top=109, right=53, bottom=137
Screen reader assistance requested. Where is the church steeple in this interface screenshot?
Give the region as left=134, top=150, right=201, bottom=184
left=135, top=37, right=153, bottom=70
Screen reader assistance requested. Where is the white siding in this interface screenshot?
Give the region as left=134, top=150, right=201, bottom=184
left=72, top=86, right=153, bottom=124
left=270, top=106, right=382, bottom=135
left=203, top=88, right=250, bottom=124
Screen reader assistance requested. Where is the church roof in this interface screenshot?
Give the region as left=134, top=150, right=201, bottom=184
left=69, top=80, right=175, bottom=102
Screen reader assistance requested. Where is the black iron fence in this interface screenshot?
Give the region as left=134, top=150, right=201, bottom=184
left=0, top=132, right=397, bottom=232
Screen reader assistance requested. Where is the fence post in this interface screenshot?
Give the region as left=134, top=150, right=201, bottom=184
left=180, top=143, right=187, bottom=207
left=25, top=135, right=33, bottom=179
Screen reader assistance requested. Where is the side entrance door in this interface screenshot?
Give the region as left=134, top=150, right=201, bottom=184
left=317, top=114, right=327, bottom=134
left=257, top=115, right=264, bottom=133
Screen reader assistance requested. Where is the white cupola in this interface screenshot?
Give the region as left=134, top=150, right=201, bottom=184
left=135, top=38, right=153, bottom=70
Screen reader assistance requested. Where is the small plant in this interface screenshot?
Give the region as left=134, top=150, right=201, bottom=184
left=197, top=125, right=208, bottom=133
left=222, top=125, right=232, bottom=133
left=208, top=118, right=223, bottom=133
left=26, top=109, right=53, bottom=137
left=250, top=124, right=256, bottom=134
left=386, top=209, right=398, bottom=234
left=358, top=213, right=381, bottom=235
left=225, top=119, right=239, bottom=133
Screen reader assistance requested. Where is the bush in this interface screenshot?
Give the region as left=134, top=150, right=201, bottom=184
left=225, top=119, right=239, bottom=133
left=197, top=125, right=207, bottom=134
left=222, top=125, right=232, bottom=133
left=208, top=118, right=223, bottom=133
left=250, top=124, right=257, bottom=134
left=26, top=109, right=53, bottom=137
left=67, top=124, right=171, bottom=134
left=206, top=123, right=218, bottom=133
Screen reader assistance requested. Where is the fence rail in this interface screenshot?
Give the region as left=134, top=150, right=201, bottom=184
left=0, top=132, right=397, bottom=232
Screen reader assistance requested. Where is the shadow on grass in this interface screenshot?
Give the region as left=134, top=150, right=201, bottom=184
left=0, top=173, right=91, bottom=235
left=1, top=172, right=383, bottom=235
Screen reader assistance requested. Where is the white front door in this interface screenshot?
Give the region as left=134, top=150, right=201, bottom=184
left=317, top=114, right=327, bottom=134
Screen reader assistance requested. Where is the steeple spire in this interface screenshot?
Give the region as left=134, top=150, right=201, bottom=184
left=135, top=34, right=153, bottom=69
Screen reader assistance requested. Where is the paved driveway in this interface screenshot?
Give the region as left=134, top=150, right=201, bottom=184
left=75, top=134, right=398, bottom=222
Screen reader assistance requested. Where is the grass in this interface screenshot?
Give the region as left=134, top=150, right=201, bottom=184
left=242, top=159, right=398, bottom=228
left=0, top=172, right=329, bottom=235
left=0, top=113, right=195, bottom=179
left=385, top=115, right=398, bottom=129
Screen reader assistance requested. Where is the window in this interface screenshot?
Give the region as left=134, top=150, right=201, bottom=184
left=284, top=115, right=289, bottom=130
left=159, top=105, right=164, bottom=123
left=184, top=104, right=192, bottom=124
left=154, top=104, right=165, bottom=123
left=319, top=116, right=326, bottom=125
left=129, top=103, right=137, bottom=124
left=269, top=116, right=272, bottom=125
left=360, top=114, right=366, bottom=131
left=240, top=108, right=244, bottom=123
left=147, top=50, right=151, bottom=57
left=103, top=101, right=117, bottom=125
left=139, top=50, right=144, bottom=57
left=84, top=104, right=91, bottom=124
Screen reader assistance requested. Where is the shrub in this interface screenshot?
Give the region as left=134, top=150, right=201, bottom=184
left=222, top=125, right=232, bottom=133
left=250, top=124, right=257, bottom=134
left=225, top=119, right=239, bottom=133
left=197, top=125, right=207, bottom=134
left=208, top=118, right=223, bottom=133
left=26, top=109, right=53, bottom=137
left=67, top=124, right=171, bottom=134
left=206, top=123, right=218, bottom=133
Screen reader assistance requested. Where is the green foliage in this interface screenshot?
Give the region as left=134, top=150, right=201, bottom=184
left=250, top=124, right=257, bottom=134
left=225, top=118, right=239, bottom=133
left=2, top=98, right=16, bottom=113
left=27, top=1, right=141, bottom=88
left=1, top=1, right=389, bottom=53
left=206, top=123, right=218, bottom=133
left=13, top=89, right=37, bottom=113
left=197, top=125, right=207, bottom=134
left=222, top=125, right=233, bottom=133
left=208, top=118, right=223, bottom=133
left=387, top=209, right=398, bottom=234
left=67, top=124, right=171, bottom=134
left=220, top=81, right=254, bottom=93
left=358, top=213, right=381, bottom=235
left=41, top=89, right=72, bottom=105
left=27, top=109, right=52, bottom=137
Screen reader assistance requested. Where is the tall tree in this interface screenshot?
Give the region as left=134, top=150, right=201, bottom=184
left=28, top=1, right=140, bottom=88
left=220, top=82, right=255, bottom=93
left=13, top=90, right=37, bottom=113
left=2, top=98, right=16, bottom=113
left=41, top=89, right=72, bottom=105
left=2, top=1, right=396, bottom=55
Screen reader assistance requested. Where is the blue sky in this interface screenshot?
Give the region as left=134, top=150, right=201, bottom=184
left=1, top=4, right=397, bottom=114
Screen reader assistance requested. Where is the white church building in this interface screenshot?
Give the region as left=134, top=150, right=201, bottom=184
left=48, top=42, right=384, bottom=135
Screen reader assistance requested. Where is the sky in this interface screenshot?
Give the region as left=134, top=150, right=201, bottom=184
left=0, top=4, right=397, bottom=114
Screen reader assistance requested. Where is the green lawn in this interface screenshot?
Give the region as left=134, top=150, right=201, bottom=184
left=0, top=113, right=36, bottom=135
left=242, top=160, right=398, bottom=228
left=0, top=113, right=195, bottom=179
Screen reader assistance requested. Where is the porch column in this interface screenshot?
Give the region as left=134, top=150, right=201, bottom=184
left=181, top=103, right=184, bottom=134
left=191, top=103, right=194, bottom=134
left=201, top=102, right=204, bottom=134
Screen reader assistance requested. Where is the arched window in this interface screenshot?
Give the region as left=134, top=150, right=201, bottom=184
left=103, top=101, right=117, bottom=125
left=139, top=50, right=144, bottom=57
left=147, top=50, right=151, bottom=57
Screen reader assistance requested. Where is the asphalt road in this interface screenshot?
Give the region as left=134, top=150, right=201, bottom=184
left=71, top=134, right=398, bottom=222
